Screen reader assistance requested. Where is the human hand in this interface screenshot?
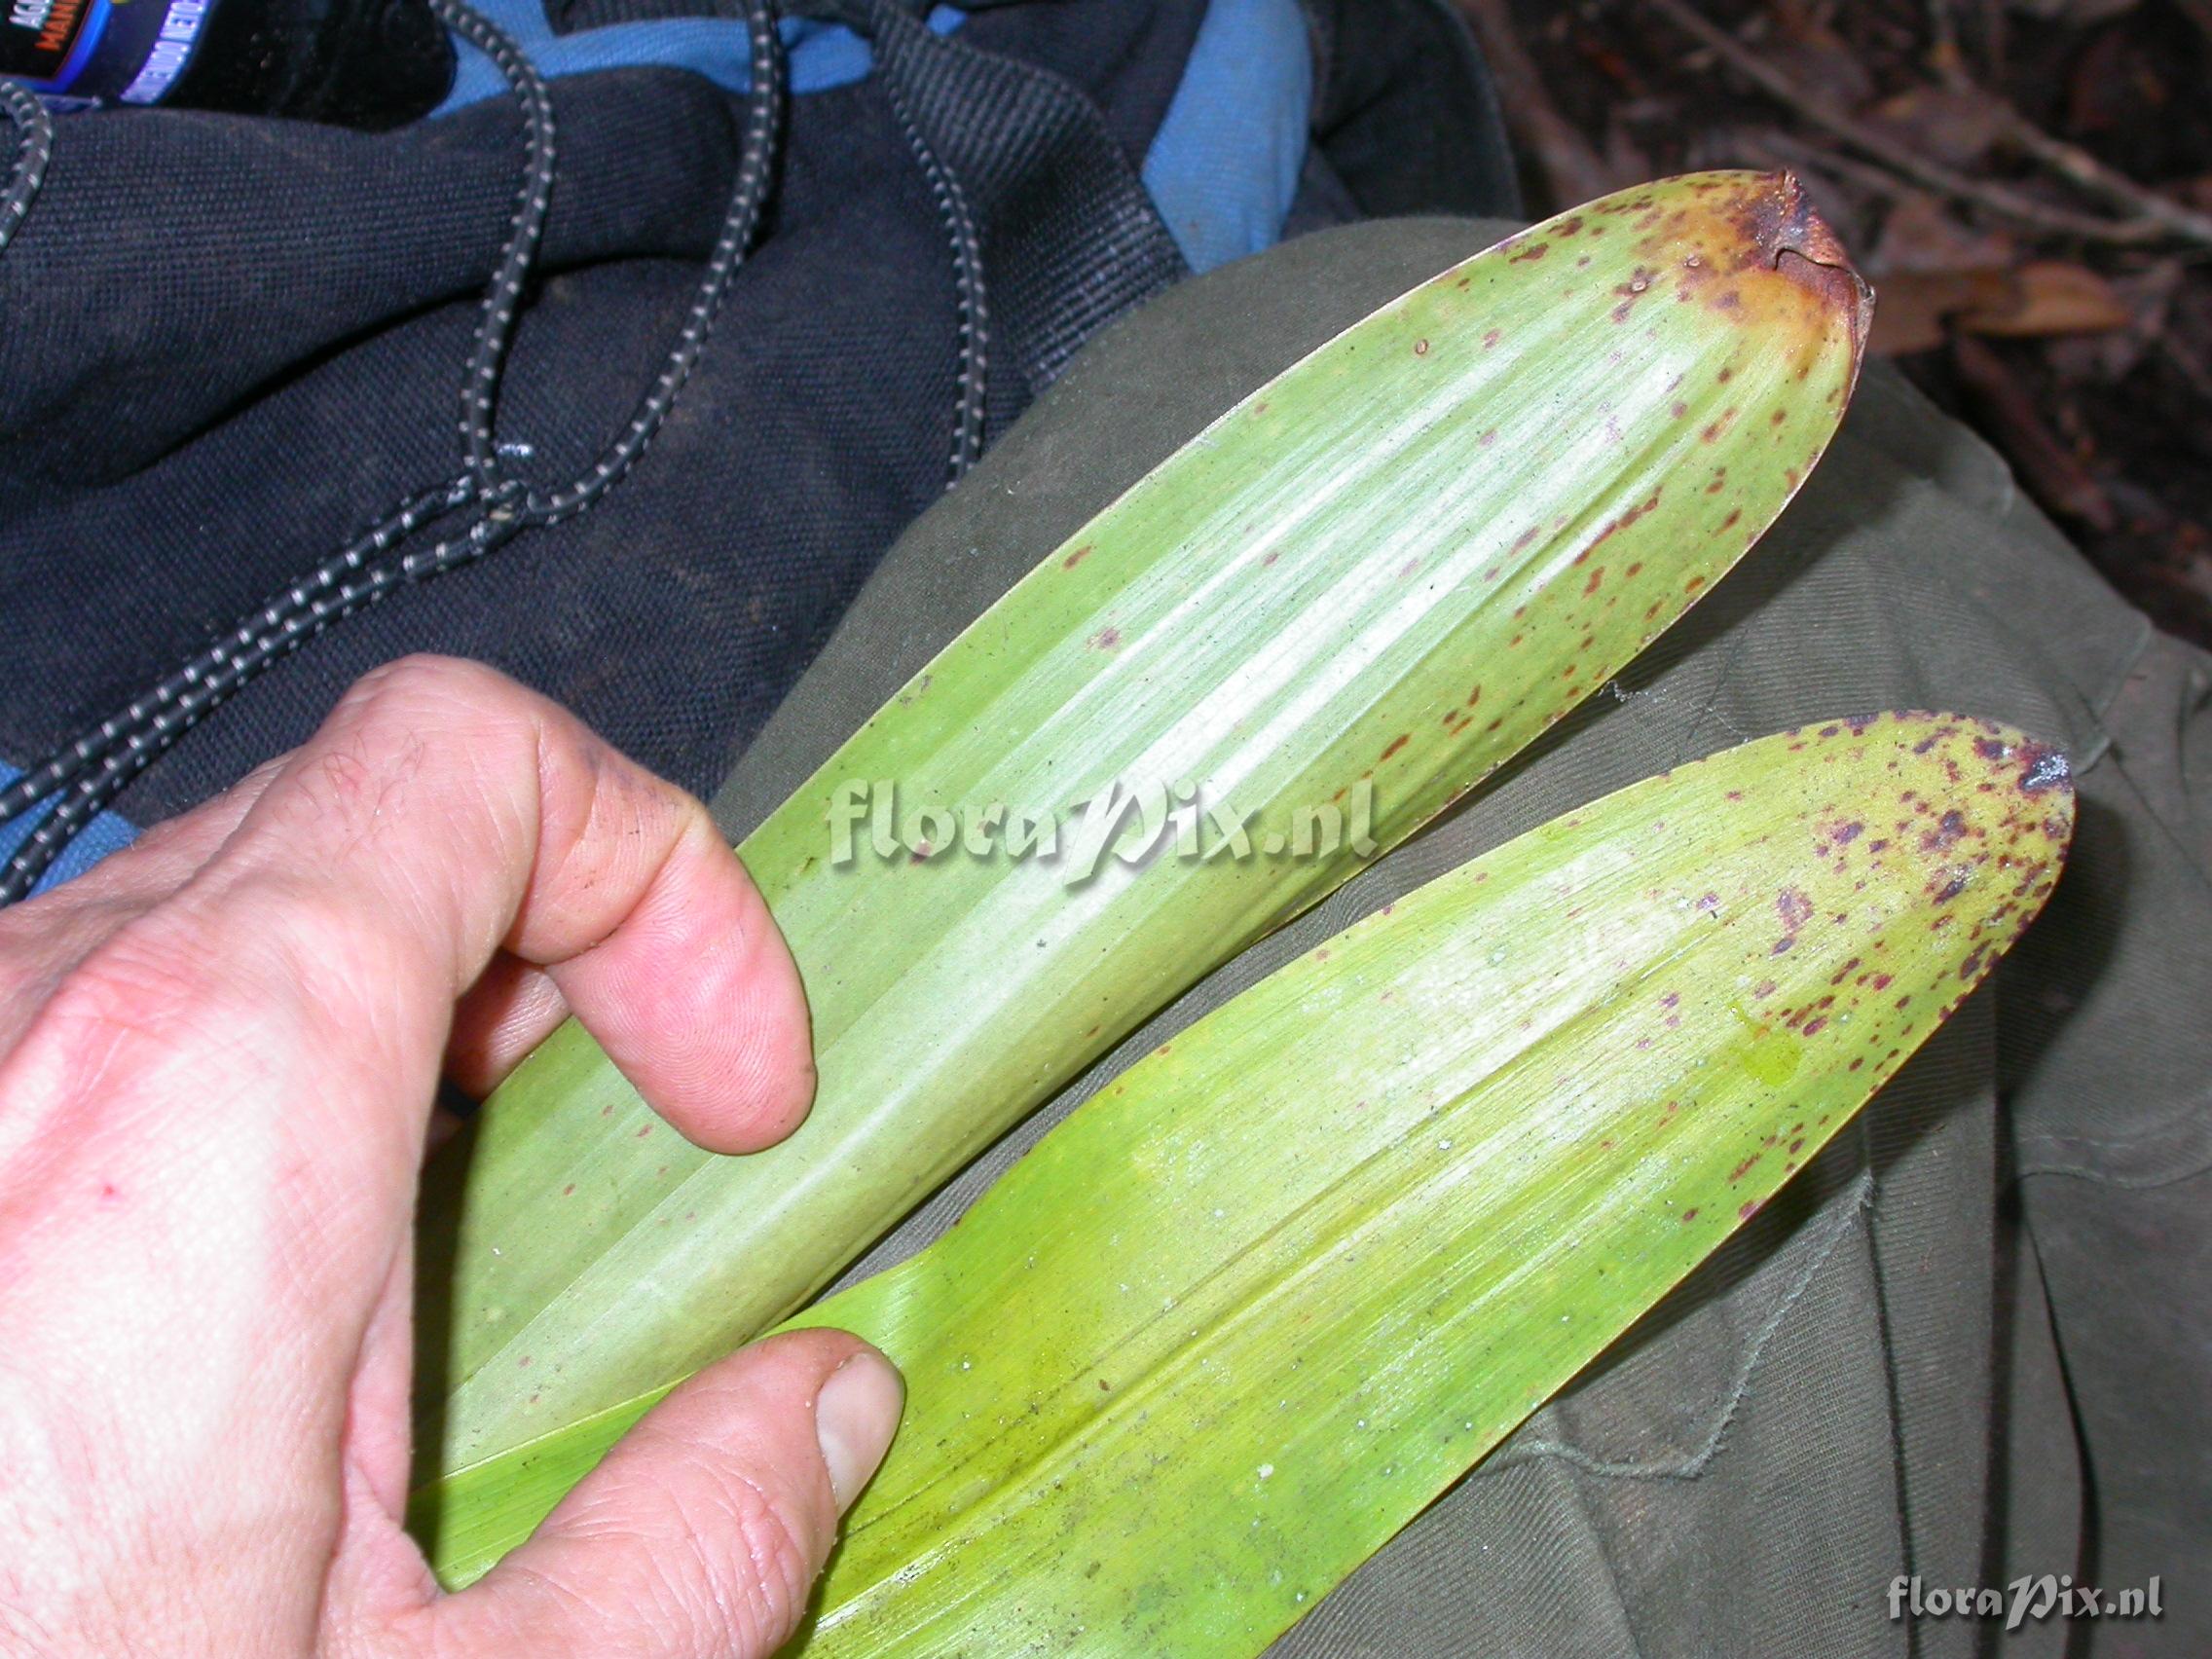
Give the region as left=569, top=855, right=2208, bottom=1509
left=0, top=656, right=903, bottom=1658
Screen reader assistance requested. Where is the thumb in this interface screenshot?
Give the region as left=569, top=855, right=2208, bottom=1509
left=426, top=1332, right=903, bottom=1659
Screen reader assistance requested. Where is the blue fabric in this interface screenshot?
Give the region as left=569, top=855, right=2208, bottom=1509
left=0, top=763, right=138, bottom=897
left=437, top=0, right=1312, bottom=276
left=1140, top=0, right=1309, bottom=273
left=437, top=6, right=967, bottom=116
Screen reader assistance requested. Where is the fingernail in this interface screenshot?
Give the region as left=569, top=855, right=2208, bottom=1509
left=816, top=1348, right=903, bottom=1510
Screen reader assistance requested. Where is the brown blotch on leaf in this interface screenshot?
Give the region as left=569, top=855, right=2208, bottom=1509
left=1063, top=544, right=1093, bottom=571
left=1730, top=170, right=1872, bottom=360
left=1380, top=734, right=1410, bottom=761
left=1922, top=809, right=1969, bottom=853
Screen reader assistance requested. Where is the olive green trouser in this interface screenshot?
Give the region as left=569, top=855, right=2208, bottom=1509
left=712, top=219, right=2212, bottom=1659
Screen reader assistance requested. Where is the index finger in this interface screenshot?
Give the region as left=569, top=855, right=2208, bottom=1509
left=147, top=654, right=813, bottom=1168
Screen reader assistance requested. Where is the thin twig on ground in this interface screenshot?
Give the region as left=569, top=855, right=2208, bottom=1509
left=1643, top=0, right=2212, bottom=251
left=1987, top=106, right=2212, bottom=250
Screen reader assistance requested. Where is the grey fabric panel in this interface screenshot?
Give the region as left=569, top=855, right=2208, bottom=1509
left=711, top=219, right=2207, bottom=1654
left=2003, top=624, right=2212, bottom=1628
left=1991, top=1231, right=2083, bottom=1659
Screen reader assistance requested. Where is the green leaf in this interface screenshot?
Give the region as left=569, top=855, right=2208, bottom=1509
left=413, top=170, right=1872, bottom=1541
left=418, top=716, right=2073, bottom=1621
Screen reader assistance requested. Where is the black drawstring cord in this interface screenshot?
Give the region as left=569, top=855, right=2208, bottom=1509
left=442, top=0, right=788, bottom=530
left=0, top=0, right=995, bottom=902
left=511, top=0, right=787, bottom=526
left=870, top=27, right=989, bottom=480
left=0, top=79, right=51, bottom=262
left=0, top=479, right=484, bottom=841
left=442, top=0, right=561, bottom=501
left=798, top=0, right=989, bottom=481
left=0, top=0, right=789, bottom=903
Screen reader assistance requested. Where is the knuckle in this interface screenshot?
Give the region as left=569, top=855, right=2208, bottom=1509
left=338, top=657, right=505, bottom=759
left=712, top=1469, right=819, bottom=1642
left=537, top=752, right=690, bottom=911
left=0, top=890, right=111, bottom=999
left=10, top=907, right=289, bottom=1106
left=626, top=1462, right=817, bottom=1657
left=329, top=659, right=535, bottom=784
left=343, top=653, right=510, bottom=719
left=522, top=1465, right=819, bottom=1659
left=53, top=911, right=244, bottom=1037
left=283, top=660, right=540, bottom=860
